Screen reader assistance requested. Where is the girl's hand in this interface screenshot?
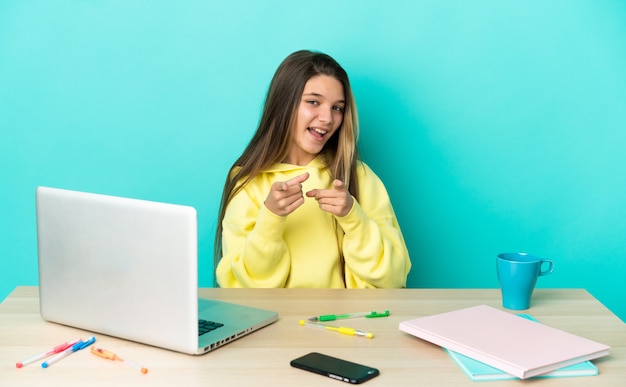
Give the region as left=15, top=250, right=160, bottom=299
left=306, top=179, right=354, bottom=217
left=265, top=173, right=310, bottom=216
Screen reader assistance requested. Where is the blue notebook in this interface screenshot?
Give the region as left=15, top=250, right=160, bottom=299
left=445, top=314, right=598, bottom=381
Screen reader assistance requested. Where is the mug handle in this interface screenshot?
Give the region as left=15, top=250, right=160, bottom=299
left=539, top=259, right=554, bottom=276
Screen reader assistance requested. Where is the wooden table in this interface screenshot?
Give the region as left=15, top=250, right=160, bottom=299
left=1, top=287, right=624, bottom=386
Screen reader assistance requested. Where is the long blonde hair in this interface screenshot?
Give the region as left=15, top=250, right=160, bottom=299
left=214, top=50, right=360, bottom=268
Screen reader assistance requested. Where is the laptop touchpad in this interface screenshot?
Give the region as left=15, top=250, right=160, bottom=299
left=198, top=298, right=219, bottom=312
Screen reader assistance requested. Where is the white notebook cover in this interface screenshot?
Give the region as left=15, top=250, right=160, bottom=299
left=399, top=305, right=610, bottom=379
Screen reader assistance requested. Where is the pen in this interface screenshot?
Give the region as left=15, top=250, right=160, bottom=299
left=42, top=336, right=96, bottom=368
left=90, top=346, right=149, bottom=374
left=308, top=310, right=389, bottom=322
left=15, top=338, right=81, bottom=368
left=299, top=320, right=374, bottom=338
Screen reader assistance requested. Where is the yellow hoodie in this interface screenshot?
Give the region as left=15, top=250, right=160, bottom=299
left=216, top=157, right=411, bottom=288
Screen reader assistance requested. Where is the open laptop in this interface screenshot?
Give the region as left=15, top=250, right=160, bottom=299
left=36, top=186, right=278, bottom=355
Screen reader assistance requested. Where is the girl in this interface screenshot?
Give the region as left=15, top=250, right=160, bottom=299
left=214, top=50, right=411, bottom=288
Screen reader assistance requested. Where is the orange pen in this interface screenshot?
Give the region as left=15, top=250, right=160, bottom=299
left=90, top=346, right=148, bottom=374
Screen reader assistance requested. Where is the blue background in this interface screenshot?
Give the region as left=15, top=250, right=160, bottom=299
left=1, top=1, right=625, bottom=322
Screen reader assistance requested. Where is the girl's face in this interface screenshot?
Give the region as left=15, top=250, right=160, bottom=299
left=286, top=75, right=345, bottom=166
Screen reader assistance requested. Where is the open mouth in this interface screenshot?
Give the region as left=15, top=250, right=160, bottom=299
left=308, top=127, right=327, bottom=139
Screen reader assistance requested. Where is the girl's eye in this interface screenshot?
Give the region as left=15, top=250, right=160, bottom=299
left=306, top=99, right=319, bottom=105
left=333, top=105, right=345, bottom=113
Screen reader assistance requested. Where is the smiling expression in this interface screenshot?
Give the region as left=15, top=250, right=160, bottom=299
left=286, top=75, right=345, bottom=165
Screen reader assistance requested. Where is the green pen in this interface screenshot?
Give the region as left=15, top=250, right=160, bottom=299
left=308, top=310, right=389, bottom=322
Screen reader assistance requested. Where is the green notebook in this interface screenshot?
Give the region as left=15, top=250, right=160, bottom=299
left=445, top=314, right=598, bottom=381
left=446, top=349, right=598, bottom=381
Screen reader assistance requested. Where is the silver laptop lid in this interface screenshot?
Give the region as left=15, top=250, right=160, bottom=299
left=36, top=186, right=199, bottom=354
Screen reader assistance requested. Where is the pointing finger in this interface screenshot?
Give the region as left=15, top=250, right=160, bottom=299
left=285, top=172, right=310, bottom=187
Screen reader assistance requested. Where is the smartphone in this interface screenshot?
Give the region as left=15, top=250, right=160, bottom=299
left=290, top=352, right=380, bottom=384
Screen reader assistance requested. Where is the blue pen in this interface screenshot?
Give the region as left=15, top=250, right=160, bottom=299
left=42, top=336, right=96, bottom=368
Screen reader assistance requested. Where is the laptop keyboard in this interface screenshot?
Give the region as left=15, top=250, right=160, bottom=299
left=198, top=319, right=224, bottom=336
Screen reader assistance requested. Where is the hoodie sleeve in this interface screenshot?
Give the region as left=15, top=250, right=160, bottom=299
left=216, top=188, right=292, bottom=288
left=335, top=162, right=411, bottom=288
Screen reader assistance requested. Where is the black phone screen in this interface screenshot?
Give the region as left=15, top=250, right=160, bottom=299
left=290, top=352, right=380, bottom=384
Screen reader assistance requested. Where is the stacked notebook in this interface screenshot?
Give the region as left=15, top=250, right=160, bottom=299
left=445, top=349, right=598, bottom=381
left=445, top=313, right=598, bottom=381
left=399, top=305, right=610, bottom=380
